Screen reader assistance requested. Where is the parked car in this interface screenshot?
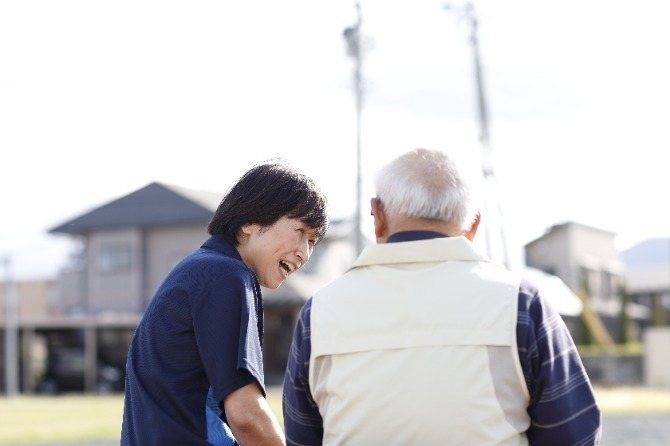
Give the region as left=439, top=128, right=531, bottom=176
left=36, top=346, right=123, bottom=394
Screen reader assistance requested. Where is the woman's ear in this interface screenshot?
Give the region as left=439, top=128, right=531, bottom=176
left=238, top=223, right=257, bottom=243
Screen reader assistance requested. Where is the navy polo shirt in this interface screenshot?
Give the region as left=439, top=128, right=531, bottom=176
left=121, top=235, right=265, bottom=446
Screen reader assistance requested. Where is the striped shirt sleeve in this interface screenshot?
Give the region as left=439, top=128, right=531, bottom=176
left=283, top=298, right=323, bottom=446
left=517, top=280, right=602, bottom=445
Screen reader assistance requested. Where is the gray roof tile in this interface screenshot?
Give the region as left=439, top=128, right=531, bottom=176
left=50, top=182, right=220, bottom=235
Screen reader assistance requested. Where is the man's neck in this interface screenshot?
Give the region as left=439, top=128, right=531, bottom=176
left=382, top=216, right=461, bottom=243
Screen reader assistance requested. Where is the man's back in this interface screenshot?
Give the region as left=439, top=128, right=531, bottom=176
left=283, top=149, right=600, bottom=445
left=283, top=233, right=601, bottom=445
left=308, top=236, right=529, bottom=445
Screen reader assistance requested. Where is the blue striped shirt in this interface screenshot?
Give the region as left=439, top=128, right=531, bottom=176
left=282, top=233, right=601, bottom=445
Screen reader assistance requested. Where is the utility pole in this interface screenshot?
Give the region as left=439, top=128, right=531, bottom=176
left=343, top=1, right=364, bottom=254
left=3, top=256, right=19, bottom=396
left=445, top=1, right=509, bottom=267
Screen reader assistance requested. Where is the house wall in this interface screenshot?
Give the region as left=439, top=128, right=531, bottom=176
left=55, top=225, right=208, bottom=315
left=144, top=225, right=209, bottom=307
left=645, top=327, right=670, bottom=387
left=57, top=268, right=85, bottom=314
left=525, top=226, right=572, bottom=287
left=81, top=225, right=210, bottom=314
left=569, top=226, right=620, bottom=266
left=569, top=226, right=622, bottom=302
left=86, top=228, right=143, bottom=313
left=526, top=224, right=622, bottom=298
left=0, top=279, right=56, bottom=320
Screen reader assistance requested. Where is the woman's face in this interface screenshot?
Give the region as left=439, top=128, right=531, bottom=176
left=237, top=216, right=317, bottom=289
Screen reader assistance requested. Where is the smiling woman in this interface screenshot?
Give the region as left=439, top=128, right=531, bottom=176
left=236, top=216, right=320, bottom=289
left=208, top=163, right=328, bottom=247
left=121, top=162, right=328, bottom=446
left=207, top=162, right=329, bottom=288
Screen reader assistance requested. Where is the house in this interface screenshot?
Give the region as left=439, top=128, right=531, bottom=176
left=50, top=182, right=222, bottom=315
left=0, top=279, right=57, bottom=321
left=525, top=222, right=649, bottom=342
left=46, top=182, right=358, bottom=385
left=622, top=238, right=670, bottom=325
left=2, top=181, right=361, bottom=393
left=0, top=278, right=58, bottom=393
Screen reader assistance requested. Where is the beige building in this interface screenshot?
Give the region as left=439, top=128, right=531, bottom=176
left=622, top=237, right=670, bottom=325
left=0, top=279, right=57, bottom=321
left=51, top=182, right=221, bottom=316
left=525, top=222, right=622, bottom=296
left=525, top=222, right=649, bottom=342
left=1, top=182, right=359, bottom=393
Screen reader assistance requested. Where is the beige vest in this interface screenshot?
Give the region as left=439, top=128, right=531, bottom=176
left=309, top=236, right=531, bottom=445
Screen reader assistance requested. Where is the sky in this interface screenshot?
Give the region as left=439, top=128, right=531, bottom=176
left=1, top=0, right=669, bottom=280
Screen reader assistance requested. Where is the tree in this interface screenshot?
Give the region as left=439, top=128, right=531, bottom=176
left=651, top=292, right=667, bottom=327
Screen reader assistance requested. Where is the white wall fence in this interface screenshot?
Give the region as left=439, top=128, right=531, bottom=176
left=645, top=327, right=670, bottom=387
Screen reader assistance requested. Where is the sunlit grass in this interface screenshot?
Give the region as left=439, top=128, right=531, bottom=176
left=0, top=394, right=124, bottom=442
left=594, top=386, right=670, bottom=414
left=0, top=389, right=282, bottom=443
left=1, top=386, right=669, bottom=442
left=267, top=385, right=284, bottom=425
left=577, top=342, right=644, bottom=357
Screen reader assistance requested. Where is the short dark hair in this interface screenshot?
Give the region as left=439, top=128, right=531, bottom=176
left=208, top=163, right=329, bottom=246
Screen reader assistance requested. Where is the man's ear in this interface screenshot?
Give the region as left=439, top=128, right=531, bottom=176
left=371, top=198, right=388, bottom=243
left=463, top=212, right=481, bottom=241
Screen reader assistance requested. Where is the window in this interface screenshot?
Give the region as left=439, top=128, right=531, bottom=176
left=98, top=242, right=132, bottom=274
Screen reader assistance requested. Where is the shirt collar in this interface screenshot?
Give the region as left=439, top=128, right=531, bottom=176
left=349, top=235, right=491, bottom=270
left=386, top=230, right=449, bottom=243
left=201, top=234, right=244, bottom=262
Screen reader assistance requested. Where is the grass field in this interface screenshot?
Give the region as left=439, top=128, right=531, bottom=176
left=0, top=386, right=668, bottom=443
left=592, top=386, right=670, bottom=414
left=0, top=395, right=123, bottom=443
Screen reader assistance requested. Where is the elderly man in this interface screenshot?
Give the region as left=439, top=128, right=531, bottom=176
left=283, top=149, right=601, bottom=445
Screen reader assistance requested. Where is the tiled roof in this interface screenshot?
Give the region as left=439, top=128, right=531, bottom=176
left=50, top=182, right=220, bottom=235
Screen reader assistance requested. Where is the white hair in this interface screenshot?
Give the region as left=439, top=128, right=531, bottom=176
left=374, top=148, right=473, bottom=231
